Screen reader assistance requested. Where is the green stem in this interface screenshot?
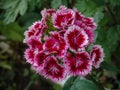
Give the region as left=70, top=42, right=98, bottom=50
left=53, top=84, right=61, bottom=90
left=24, top=74, right=38, bottom=90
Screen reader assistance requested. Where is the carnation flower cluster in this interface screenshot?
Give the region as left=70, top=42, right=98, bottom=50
left=24, top=6, right=104, bottom=82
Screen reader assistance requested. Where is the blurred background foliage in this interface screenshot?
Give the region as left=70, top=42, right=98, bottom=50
left=0, top=0, right=120, bottom=90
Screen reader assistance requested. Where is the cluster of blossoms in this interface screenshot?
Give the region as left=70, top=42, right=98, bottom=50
left=24, top=6, right=104, bottom=82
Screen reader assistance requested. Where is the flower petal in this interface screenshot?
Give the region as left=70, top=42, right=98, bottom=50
left=64, top=51, right=92, bottom=76
left=52, top=6, right=75, bottom=29
left=25, top=36, right=43, bottom=51
left=43, top=56, right=66, bottom=81
left=90, top=45, right=104, bottom=68
left=24, top=48, right=35, bottom=64
left=74, top=10, right=97, bottom=31
left=65, top=25, right=89, bottom=52
left=44, top=32, right=67, bottom=58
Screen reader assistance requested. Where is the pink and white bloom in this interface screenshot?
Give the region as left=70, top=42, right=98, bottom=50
left=52, top=6, right=75, bottom=29
left=24, top=25, right=36, bottom=41
left=74, top=10, right=97, bottom=31
left=30, top=52, right=48, bottom=76
left=74, top=11, right=85, bottom=28
left=65, top=25, right=89, bottom=52
left=64, top=51, right=92, bottom=76
left=41, top=8, right=56, bottom=19
left=25, top=36, right=43, bottom=51
left=82, top=17, right=97, bottom=31
left=43, top=56, right=65, bottom=81
left=43, top=32, right=67, bottom=58
left=90, top=45, right=104, bottom=68
left=33, top=52, right=47, bottom=67
left=24, top=48, right=35, bottom=64
left=85, top=28, right=95, bottom=44
left=24, top=19, right=47, bottom=41
left=58, top=30, right=66, bottom=37
left=23, top=6, right=104, bottom=82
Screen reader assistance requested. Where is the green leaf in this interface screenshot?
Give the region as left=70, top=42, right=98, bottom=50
left=106, top=26, right=119, bottom=52
left=1, top=0, right=19, bottom=9
left=92, top=0, right=105, bottom=6
left=96, top=26, right=119, bottom=62
left=62, top=76, right=101, bottom=90
left=94, top=7, right=104, bottom=24
left=18, top=12, right=41, bottom=28
left=101, top=61, right=120, bottom=73
left=105, top=0, right=120, bottom=6
left=19, top=0, right=28, bottom=15
left=2, top=0, right=28, bottom=23
left=75, top=0, right=104, bottom=23
left=75, top=0, right=97, bottom=17
left=27, top=0, right=42, bottom=12
left=69, top=77, right=100, bottom=90
left=86, top=75, right=105, bottom=90
left=61, top=0, right=68, bottom=6
left=62, top=76, right=77, bottom=90
left=0, top=21, right=24, bottom=41
left=94, top=30, right=98, bottom=42
left=3, top=0, right=19, bottom=23
left=51, top=0, right=62, bottom=9
left=0, top=62, right=12, bottom=70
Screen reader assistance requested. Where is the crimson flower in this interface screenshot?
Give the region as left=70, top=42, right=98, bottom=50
left=24, top=5, right=104, bottom=82
left=65, top=25, right=89, bottom=52
left=74, top=10, right=97, bottom=30
left=24, top=48, right=35, bottom=64
left=41, top=8, right=56, bottom=19
left=64, top=51, right=92, bottom=76
left=43, top=56, right=65, bottom=81
left=52, top=6, right=75, bottom=29
left=24, top=19, right=47, bottom=41
left=33, top=52, right=47, bottom=67
left=90, top=45, right=104, bottom=68
left=43, top=32, right=67, bottom=58
left=24, top=36, right=43, bottom=50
